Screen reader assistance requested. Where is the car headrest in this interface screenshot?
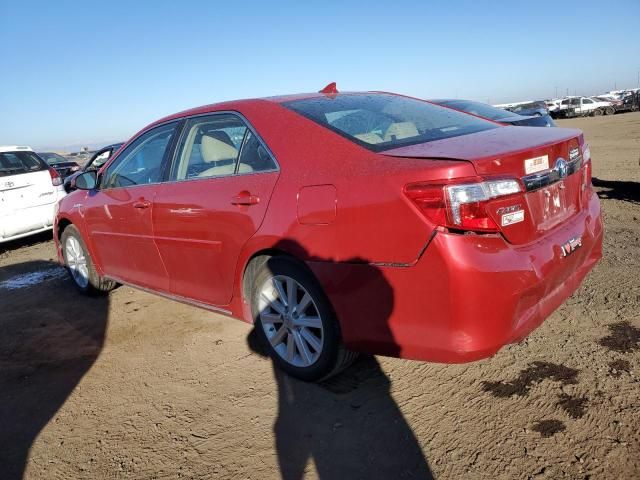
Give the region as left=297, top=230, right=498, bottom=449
left=383, top=122, right=419, bottom=142
left=201, top=134, right=238, bottom=163
left=203, top=130, right=235, bottom=147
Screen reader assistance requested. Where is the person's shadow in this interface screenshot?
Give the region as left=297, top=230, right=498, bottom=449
left=0, top=259, right=109, bottom=479
left=592, top=177, right=640, bottom=204
left=246, top=241, right=433, bottom=479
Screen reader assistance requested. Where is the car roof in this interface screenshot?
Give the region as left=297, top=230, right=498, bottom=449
left=150, top=91, right=395, bottom=126
left=0, top=145, right=33, bottom=153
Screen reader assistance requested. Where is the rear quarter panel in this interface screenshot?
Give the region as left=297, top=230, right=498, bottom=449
left=229, top=102, right=477, bottom=321
left=236, top=102, right=477, bottom=265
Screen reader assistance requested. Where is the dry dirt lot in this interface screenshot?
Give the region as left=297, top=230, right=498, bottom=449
left=1, top=113, right=639, bottom=480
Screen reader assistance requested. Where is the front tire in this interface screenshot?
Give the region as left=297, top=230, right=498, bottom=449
left=251, top=257, right=356, bottom=381
left=61, top=225, right=116, bottom=295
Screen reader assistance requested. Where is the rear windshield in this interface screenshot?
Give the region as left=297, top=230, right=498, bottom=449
left=282, top=94, right=497, bottom=152
left=0, top=151, right=48, bottom=177
left=38, top=152, right=68, bottom=165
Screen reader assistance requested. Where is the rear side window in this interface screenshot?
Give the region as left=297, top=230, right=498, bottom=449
left=283, top=94, right=497, bottom=152
left=0, top=152, right=47, bottom=177
left=170, top=114, right=277, bottom=181
left=38, top=152, right=68, bottom=165
left=238, top=131, right=277, bottom=172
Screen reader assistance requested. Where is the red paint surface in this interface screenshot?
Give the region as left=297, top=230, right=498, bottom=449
left=54, top=92, right=603, bottom=363
left=297, top=185, right=337, bottom=225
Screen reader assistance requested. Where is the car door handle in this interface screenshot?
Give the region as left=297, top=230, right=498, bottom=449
left=231, top=191, right=260, bottom=206
left=133, top=199, right=151, bottom=209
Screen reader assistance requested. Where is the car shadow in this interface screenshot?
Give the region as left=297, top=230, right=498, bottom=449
left=592, top=177, right=640, bottom=204
left=0, top=231, right=54, bottom=257
left=246, top=240, right=433, bottom=479
left=0, top=260, right=109, bottom=480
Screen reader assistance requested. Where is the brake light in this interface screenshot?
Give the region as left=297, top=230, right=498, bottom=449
left=49, top=168, right=63, bottom=186
left=404, top=178, right=521, bottom=232
left=581, top=144, right=592, bottom=191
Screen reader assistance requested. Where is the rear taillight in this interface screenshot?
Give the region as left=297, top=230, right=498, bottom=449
left=49, top=168, right=63, bottom=186
left=404, top=178, right=521, bottom=232
left=581, top=144, right=592, bottom=191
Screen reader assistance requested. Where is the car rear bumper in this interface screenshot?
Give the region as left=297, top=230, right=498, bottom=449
left=308, top=191, right=603, bottom=363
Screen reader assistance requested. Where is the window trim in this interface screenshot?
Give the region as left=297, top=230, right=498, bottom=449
left=97, top=111, right=279, bottom=191
left=163, top=110, right=279, bottom=186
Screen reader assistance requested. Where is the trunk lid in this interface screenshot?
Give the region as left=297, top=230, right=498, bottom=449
left=385, top=126, right=587, bottom=244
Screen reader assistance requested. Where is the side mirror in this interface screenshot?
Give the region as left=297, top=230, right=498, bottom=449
left=73, top=171, right=98, bottom=190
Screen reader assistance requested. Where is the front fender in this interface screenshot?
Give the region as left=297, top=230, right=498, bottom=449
left=54, top=192, right=105, bottom=276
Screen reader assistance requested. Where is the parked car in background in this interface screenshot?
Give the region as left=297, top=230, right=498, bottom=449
left=1, top=146, right=66, bottom=243
left=612, top=91, right=640, bottom=113
left=504, top=101, right=549, bottom=117
left=431, top=99, right=555, bottom=127
left=37, top=152, right=81, bottom=179
left=545, top=99, right=564, bottom=114
left=593, top=96, right=622, bottom=107
left=554, top=96, right=615, bottom=118
left=55, top=89, right=602, bottom=381
left=64, top=142, right=123, bottom=193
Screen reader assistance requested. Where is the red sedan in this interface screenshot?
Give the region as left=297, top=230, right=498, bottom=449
left=54, top=88, right=603, bottom=381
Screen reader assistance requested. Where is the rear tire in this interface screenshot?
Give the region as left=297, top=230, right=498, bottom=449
left=593, top=108, right=603, bottom=116
left=605, top=106, right=615, bottom=115
left=251, top=256, right=357, bottom=381
left=61, top=225, right=116, bottom=295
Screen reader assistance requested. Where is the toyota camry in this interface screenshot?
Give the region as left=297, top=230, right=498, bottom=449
left=54, top=86, right=603, bottom=381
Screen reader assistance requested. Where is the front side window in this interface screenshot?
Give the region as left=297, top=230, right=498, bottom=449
left=283, top=93, right=497, bottom=152
left=171, top=114, right=276, bottom=181
left=0, top=151, right=47, bottom=177
left=92, top=150, right=112, bottom=166
left=102, top=123, right=177, bottom=189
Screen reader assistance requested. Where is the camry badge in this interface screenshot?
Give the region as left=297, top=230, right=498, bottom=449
left=561, top=236, right=582, bottom=257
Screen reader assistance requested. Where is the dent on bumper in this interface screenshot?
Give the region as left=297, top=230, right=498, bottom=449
left=309, top=194, right=603, bottom=363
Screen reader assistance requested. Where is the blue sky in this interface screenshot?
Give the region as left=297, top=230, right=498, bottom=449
left=1, top=0, right=638, bottom=149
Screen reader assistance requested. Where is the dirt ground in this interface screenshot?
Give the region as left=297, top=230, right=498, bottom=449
left=1, top=113, right=639, bottom=480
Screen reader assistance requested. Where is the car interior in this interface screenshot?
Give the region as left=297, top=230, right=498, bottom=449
left=175, top=118, right=275, bottom=180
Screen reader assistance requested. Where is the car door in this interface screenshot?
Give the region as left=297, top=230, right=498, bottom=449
left=152, top=113, right=279, bottom=306
left=581, top=98, right=594, bottom=113
left=82, top=121, right=179, bottom=290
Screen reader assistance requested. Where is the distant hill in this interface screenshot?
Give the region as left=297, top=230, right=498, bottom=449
left=36, top=140, right=123, bottom=154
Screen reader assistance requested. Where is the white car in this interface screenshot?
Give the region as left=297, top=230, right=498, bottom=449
left=0, top=146, right=66, bottom=243
left=562, top=97, right=615, bottom=116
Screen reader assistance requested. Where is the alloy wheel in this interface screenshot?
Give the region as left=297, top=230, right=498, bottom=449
left=258, top=275, right=324, bottom=367
left=65, top=236, right=89, bottom=288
